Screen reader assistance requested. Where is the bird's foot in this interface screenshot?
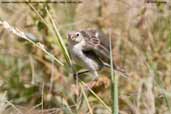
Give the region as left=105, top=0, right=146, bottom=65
left=73, top=70, right=90, bottom=80
left=85, top=80, right=97, bottom=90
left=73, top=72, right=79, bottom=80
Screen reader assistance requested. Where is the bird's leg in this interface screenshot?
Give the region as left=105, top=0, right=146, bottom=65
left=73, top=69, right=90, bottom=79
left=73, top=70, right=99, bottom=89
left=84, top=70, right=99, bottom=89
left=73, top=69, right=99, bottom=81
left=92, top=70, right=99, bottom=81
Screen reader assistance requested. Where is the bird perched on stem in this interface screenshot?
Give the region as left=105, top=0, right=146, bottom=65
left=67, top=29, right=127, bottom=80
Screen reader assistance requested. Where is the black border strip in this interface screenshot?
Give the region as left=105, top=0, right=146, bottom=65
left=146, top=0, right=167, bottom=4
left=0, top=0, right=82, bottom=4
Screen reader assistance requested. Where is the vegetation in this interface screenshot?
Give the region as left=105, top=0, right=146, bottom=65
left=0, top=0, right=171, bottom=114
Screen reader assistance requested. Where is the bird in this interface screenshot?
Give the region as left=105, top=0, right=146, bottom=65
left=67, top=29, right=127, bottom=80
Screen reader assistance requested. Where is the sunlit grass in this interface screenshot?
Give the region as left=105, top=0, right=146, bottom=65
left=0, top=21, right=64, bottom=66
left=0, top=1, right=171, bottom=114
left=81, top=81, right=112, bottom=112
left=26, top=3, right=72, bottom=65
left=109, top=29, right=119, bottom=114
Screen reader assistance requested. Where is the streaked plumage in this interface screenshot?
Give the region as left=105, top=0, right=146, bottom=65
left=68, top=29, right=118, bottom=80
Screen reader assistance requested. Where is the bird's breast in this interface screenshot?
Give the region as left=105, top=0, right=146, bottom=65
left=71, top=44, right=99, bottom=70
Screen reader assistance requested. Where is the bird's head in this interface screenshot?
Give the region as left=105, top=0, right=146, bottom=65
left=67, top=31, right=84, bottom=44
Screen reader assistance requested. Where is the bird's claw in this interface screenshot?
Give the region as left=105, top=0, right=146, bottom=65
left=73, top=72, right=79, bottom=80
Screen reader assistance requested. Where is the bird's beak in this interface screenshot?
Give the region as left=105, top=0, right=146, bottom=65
left=68, top=32, right=76, bottom=41
left=67, top=32, right=72, bottom=39
left=68, top=32, right=74, bottom=40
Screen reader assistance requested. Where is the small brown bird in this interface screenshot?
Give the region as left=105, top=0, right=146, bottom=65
left=67, top=29, right=126, bottom=80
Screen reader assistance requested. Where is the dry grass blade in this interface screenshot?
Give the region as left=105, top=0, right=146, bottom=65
left=80, top=83, right=93, bottom=114
left=5, top=100, right=23, bottom=114
left=0, top=20, right=64, bottom=66
left=26, top=3, right=71, bottom=66
left=81, top=81, right=112, bottom=112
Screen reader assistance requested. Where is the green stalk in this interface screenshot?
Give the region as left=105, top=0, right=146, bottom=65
left=109, top=30, right=119, bottom=114
left=46, top=8, right=72, bottom=65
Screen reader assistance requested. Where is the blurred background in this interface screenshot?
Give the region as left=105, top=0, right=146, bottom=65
left=0, top=0, right=171, bottom=114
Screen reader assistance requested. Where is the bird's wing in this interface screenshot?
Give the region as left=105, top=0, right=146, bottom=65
left=80, top=29, right=112, bottom=65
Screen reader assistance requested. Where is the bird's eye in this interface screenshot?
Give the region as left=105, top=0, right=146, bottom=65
left=76, top=33, right=80, bottom=37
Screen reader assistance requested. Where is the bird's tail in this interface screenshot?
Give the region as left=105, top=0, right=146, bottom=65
left=103, top=62, right=129, bottom=78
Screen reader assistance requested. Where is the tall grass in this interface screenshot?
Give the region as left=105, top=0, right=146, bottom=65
left=109, top=29, right=119, bottom=114
left=1, top=1, right=171, bottom=114
left=81, top=81, right=111, bottom=112
left=0, top=20, right=64, bottom=66
left=45, top=7, right=72, bottom=65
left=26, top=3, right=72, bottom=65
